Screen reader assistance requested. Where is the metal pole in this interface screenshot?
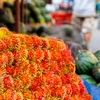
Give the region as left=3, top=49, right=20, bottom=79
left=15, top=0, right=20, bottom=32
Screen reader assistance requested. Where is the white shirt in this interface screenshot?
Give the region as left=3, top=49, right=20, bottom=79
left=73, top=0, right=96, bottom=17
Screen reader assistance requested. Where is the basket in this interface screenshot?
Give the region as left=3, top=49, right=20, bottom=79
left=50, top=11, right=72, bottom=26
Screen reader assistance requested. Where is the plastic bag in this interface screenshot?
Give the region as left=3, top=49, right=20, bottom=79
left=82, top=79, right=100, bottom=100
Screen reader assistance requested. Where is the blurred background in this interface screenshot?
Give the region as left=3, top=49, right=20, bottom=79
left=0, top=0, right=100, bottom=52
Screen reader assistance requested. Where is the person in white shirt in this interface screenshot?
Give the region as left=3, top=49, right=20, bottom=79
left=72, top=0, right=96, bottom=48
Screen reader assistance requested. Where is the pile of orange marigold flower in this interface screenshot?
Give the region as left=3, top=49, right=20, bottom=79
left=0, top=27, right=92, bottom=100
